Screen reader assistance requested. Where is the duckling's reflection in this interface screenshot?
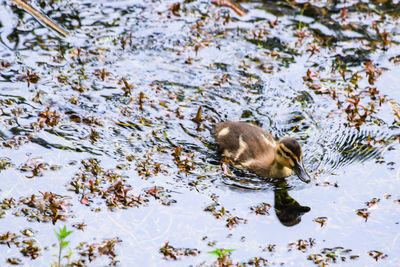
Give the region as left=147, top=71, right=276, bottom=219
left=223, top=171, right=310, bottom=227
left=273, top=180, right=310, bottom=226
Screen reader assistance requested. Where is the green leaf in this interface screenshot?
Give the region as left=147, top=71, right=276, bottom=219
left=57, top=226, right=73, bottom=239
left=61, top=240, right=70, bottom=249
left=208, top=248, right=235, bottom=257
left=67, top=247, right=73, bottom=257
left=60, top=225, right=67, bottom=234
left=223, top=249, right=235, bottom=253
left=64, top=230, right=73, bottom=238
left=208, top=249, right=221, bottom=257
left=55, top=231, right=62, bottom=241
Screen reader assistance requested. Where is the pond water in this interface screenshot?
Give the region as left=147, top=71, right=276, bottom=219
left=1, top=0, right=400, bottom=266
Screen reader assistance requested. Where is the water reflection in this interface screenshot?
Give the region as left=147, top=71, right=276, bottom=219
left=273, top=180, right=310, bottom=227
left=222, top=171, right=310, bottom=227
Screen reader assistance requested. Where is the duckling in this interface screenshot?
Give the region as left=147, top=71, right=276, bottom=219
left=215, top=121, right=310, bottom=183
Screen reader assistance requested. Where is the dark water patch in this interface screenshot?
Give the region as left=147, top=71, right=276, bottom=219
left=246, top=36, right=298, bottom=55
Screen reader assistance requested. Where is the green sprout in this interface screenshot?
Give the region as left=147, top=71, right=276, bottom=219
left=53, top=225, right=73, bottom=267
left=208, top=248, right=235, bottom=258
left=208, top=248, right=242, bottom=266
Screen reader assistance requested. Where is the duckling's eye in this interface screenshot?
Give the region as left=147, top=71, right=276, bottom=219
left=282, top=150, right=291, bottom=157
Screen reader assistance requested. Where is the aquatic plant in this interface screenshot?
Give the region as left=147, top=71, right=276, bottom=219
left=53, top=225, right=73, bottom=267
left=208, top=248, right=235, bottom=258
left=208, top=248, right=237, bottom=266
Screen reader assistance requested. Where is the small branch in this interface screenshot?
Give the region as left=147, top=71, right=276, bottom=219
left=212, top=0, right=247, bottom=17
left=12, top=0, right=69, bottom=37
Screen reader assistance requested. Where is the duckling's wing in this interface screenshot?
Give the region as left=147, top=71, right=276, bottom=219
left=215, top=122, right=276, bottom=165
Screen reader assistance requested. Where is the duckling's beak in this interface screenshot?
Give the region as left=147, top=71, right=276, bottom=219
left=293, top=161, right=311, bottom=183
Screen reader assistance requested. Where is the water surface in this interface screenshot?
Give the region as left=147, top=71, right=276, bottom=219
left=0, top=0, right=400, bottom=266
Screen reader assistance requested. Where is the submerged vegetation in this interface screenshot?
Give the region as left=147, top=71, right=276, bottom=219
left=1, top=0, right=400, bottom=265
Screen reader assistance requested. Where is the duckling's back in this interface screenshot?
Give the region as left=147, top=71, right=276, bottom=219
left=215, top=121, right=276, bottom=175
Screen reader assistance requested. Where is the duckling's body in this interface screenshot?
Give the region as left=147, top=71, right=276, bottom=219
left=215, top=121, right=309, bottom=182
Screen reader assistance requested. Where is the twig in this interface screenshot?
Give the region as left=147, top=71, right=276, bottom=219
left=212, top=0, right=247, bottom=17
left=12, top=0, right=69, bottom=37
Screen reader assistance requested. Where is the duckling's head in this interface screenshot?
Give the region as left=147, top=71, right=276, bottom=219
left=276, top=137, right=310, bottom=183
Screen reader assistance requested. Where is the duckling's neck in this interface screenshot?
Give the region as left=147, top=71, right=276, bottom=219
left=269, top=161, right=292, bottom=178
